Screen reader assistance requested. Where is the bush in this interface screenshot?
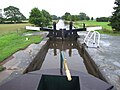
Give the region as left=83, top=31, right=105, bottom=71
left=96, top=17, right=109, bottom=22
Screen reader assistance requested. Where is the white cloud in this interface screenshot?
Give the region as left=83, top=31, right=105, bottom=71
left=0, top=0, right=115, bottom=18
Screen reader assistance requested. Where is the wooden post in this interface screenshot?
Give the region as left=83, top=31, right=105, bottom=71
left=53, top=22, right=56, bottom=37
left=83, top=23, right=86, bottom=30
left=53, top=22, right=56, bottom=30
left=69, top=22, right=73, bottom=36
left=64, top=59, right=72, bottom=81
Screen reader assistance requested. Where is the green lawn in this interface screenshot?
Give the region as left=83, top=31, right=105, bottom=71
left=0, top=23, right=42, bottom=63
left=0, top=32, right=42, bottom=62
left=74, top=21, right=112, bottom=30
left=74, top=21, right=120, bottom=35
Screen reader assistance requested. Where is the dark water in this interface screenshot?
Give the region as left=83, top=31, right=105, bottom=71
left=24, top=39, right=107, bottom=81
left=40, top=40, right=87, bottom=73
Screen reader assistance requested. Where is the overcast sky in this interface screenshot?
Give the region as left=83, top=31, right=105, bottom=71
left=0, top=0, right=115, bottom=18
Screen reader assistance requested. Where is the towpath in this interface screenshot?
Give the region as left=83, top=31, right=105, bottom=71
left=78, top=32, right=120, bottom=90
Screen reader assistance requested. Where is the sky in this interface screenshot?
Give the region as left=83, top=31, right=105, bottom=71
left=0, top=0, right=115, bottom=18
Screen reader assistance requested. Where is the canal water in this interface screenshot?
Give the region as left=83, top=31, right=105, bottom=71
left=24, top=20, right=105, bottom=80
left=56, top=19, right=69, bottom=30
left=39, top=20, right=87, bottom=73
left=25, top=19, right=84, bottom=73
left=40, top=40, right=87, bottom=73
left=24, top=20, right=103, bottom=78
left=24, top=39, right=88, bottom=74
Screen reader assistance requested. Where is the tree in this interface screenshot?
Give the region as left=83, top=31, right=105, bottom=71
left=109, top=0, right=120, bottom=31
left=71, top=15, right=79, bottom=21
left=91, top=17, right=94, bottom=21
left=62, top=12, right=71, bottom=21
left=29, top=8, right=52, bottom=27
left=79, top=12, right=90, bottom=20
left=20, top=13, right=26, bottom=20
left=79, top=12, right=87, bottom=20
left=62, top=12, right=90, bottom=21
left=51, top=15, right=58, bottom=20
left=0, top=9, right=2, bottom=18
left=4, top=6, right=26, bottom=23
left=41, top=9, right=52, bottom=26
left=0, top=17, right=4, bottom=24
left=29, top=8, right=43, bottom=26
left=0, top=9, right=3, bottom=23
left=86, top=16, right=90, bottom=21
left=0, top=17, right=2, bottom=23
left=96, top=17, right=109, bottom=22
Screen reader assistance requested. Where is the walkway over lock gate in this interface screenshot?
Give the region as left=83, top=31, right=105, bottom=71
left=40, top=21, right=86, bottom=39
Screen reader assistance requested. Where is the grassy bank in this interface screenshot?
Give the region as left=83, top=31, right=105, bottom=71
left=74, top=21, right=112, bottom=30
left=74, top=21, right=120, bottom=35
left=0, top=32, right=42, bottom=62
left=0, top=23, right=32, bottom=34
left=0, top=23, right=42, bottom=63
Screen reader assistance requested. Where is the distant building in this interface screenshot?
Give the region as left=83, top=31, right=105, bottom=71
left=0, top=9, right=2, bottom=18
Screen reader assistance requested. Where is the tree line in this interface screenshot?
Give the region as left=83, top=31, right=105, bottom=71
left=51, top=12, right=93, bottom=21
left=52, top=12, right=110, bottom=22
left=0, top=0, right=120, bottom=32
left=0, top=6, right=52, bottom=27
left=0, top=6, right=26, bottom=24
left=0, top=6, right=110, bottom=26
left=61, top=12, right=90, bottom=21
left=96, top=17, right=110, bottom=22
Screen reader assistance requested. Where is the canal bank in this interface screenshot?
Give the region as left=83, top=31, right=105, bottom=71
left=0, top=31, right=117, bottom=89
left=0, top=37, right=49, bottom=85
left=0, top=19, right=118, bottom=89
left=0, top=37, right=115, bottom=90
left=77, top=32, right=120, bottom=90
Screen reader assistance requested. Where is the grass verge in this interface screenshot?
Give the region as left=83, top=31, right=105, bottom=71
left=74, top=21, right=120, bottom=36
left=0, top=31, right=42, bottom=62
left=0, top=23, right=32, bottom=34
left=74, top=21, right=112, bottom=30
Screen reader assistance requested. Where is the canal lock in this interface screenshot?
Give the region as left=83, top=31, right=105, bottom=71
left=24, top=38, right=106, bottom=83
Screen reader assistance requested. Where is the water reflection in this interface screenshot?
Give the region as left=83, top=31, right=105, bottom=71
left=40, top=39, right=87, bottom=73
left=49, top=40, right=78, bottom=57
left=25, top=39, right=87, bottom=74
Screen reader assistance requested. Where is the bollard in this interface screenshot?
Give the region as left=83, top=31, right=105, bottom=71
left=83, top=23, right=86, bottom=30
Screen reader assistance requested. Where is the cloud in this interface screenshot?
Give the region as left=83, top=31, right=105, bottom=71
left=0, top=0, right=115, bottom=18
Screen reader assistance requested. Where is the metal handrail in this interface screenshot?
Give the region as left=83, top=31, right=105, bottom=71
left=84, top=30, right=100, bottom=48
left=60, top=51, right=72, bottom=81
